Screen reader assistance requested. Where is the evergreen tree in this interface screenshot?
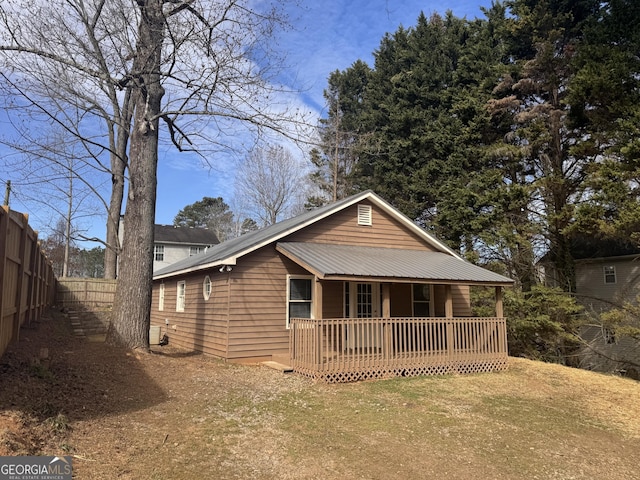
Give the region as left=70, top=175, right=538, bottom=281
left=487, top=0, right=601, bottom=292
left=174, top=197, right=234, bottom=242
left=352, top=12, right=506, bottom=253
left=351, top=14, right=466, bottom=237
left=568, top=0, right=640, bottom=243
left=310, top=60, right=371, bottom=204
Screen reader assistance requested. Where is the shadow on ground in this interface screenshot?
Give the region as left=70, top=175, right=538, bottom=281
left=0, top=309, right=168, bottom=429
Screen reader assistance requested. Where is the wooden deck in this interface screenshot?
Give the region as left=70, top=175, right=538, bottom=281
left=289, top=317, right=508, bottom=383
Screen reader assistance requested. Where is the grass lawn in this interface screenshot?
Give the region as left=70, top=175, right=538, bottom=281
left=1, top=310, right=638, bottom=479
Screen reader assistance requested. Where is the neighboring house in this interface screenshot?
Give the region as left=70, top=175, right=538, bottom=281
left=118, top=219, right=219, bottom=273
left=151, top=191, right=513, bottom=383
left=152, top=224, right=219, bottom=273
left=573, top=240, right=640, bottom=312
left=571, top=240, right=640, bottom=378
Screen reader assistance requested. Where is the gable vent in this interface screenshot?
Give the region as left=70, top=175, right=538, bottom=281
left=357, top=204, right=372, bottom=226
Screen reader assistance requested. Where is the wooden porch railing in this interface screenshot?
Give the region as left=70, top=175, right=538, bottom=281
left=289, top=317, right=508, bottom=383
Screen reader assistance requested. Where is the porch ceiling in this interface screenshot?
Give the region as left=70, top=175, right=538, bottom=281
left=276, top=242, right=514, bottom=286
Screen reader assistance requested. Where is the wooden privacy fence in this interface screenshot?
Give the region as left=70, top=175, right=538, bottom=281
left=56, top=278, right=116, bottom=308
left=0, top=206, right=56, bottom=358
left=290, top=316, right=508, bottom=383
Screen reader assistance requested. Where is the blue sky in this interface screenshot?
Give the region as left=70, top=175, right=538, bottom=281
left=1, top=0, right=490, bottom=246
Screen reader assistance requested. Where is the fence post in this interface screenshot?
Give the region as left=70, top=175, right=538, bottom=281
left=0, top=207, right=56, bottom=358
left=12, top=213, right=29, bottom=342
left=0, top=207, right=7, bottom=348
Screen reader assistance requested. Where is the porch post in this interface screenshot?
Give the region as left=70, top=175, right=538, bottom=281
left=444, top=284, right=453, bottom=317
left=382, top=283, right=391, bottom=361
left=382, top=284, right=391, bottom=317
left=444, top=284, right=454, bottom=359
left=495, top=286, right=503, bottom=318
left=313, top=277, right=323, bottom=319
left=314, top=278, right=323, bottom=370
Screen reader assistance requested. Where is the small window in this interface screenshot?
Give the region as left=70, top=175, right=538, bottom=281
left=176, top=281, right=186, bottom=312
left=203, top=276, right=212, bottom=301
left=154, top=244, right=165, bottom=261
left=190, top=246, right=205, bottom=256
left=287, top=275, right=313, bottom=328
left=159, top=284, right=165, bottom=311
left=603, top=326, right=617, bottom=344
left=357, top=204, right=372, bottom=226
left=412, top=284, right=431, bottom=317
left=604, top=265, right=616, bottom=284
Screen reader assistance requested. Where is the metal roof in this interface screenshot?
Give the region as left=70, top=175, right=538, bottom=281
left=276, top=242, right=513, bottom=285
left=153, top=193, right=365, bottom=278
left=154, top=191, right=462, bottom=279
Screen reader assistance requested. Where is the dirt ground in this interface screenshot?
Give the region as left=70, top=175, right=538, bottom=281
left=0, top=309, right=317, bottom=478
left=1, top=310, right=639, bottom=479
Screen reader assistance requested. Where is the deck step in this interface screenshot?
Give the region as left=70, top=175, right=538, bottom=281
left=261, top=361, right=293, bottom=373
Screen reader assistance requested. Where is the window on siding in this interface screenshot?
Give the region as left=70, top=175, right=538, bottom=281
left=603, top=326, right=617, bottom=344
left=203, top=276, right=212, bottom=301
left=190, top=246, right=205, bottom=256
left=154, top=244, right=165, bottom=261
left=412, top=284, right=431, bottom=317
left=287, top=275, right=313, bottom=329
left=176, top=281, right=186, bottom=312
left=604, top=265, right=616, bottom=284
left=159, top=284, right=165, bottom=311
left=357, top=204, right=372, bottom=226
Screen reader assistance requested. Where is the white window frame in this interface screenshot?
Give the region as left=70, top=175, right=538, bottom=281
left=344, top=282, right=381, bottom=318
left=159, top=283, right=165, bottom=311
left=190, top=246, right=205, bottom=256
left=154, top=244, right=165, bottom=261
left=286, top=275, right=314, bottom=329
left=176, top=280, right=186, bottom=312
left=203, top=276, right=212, bottom=301
left=357, top=204, right=372, bottom=226
left=604, top=265, right=616, bottom=284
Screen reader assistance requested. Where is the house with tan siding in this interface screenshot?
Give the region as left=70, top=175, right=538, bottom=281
left=569, top=240, right=640, bottom=378
left=151, top=191, right=513, bottom=382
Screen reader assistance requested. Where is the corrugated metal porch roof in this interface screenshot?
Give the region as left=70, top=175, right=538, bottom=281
left=276, top=242, right=513, bottom=286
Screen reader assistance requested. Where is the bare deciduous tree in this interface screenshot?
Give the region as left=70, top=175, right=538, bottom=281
left=1, top=128, right=104, bottom=276
left=235, top=143, right=308, bottom=226
left=0, top=0, right=310, bottom=348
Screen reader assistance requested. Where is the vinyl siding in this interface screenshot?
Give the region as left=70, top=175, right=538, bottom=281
left=574, top=256, right=640, bottom=378
left=149, top=199, right=474, bottom=361
left=151, top=244, right=309, bottom=362
left=575, top=256, right=640, bottom=311
left=433, top=285, right=472, bottom=317
left=287, top=201, right=436, bottom=251
left=577, top=325, right=640, bottom=378
left=322, top=281, right=344, bottom=318
left=390, top=284, right=413, bottom=317
left=225, top=247, right=307, bottom=360
left=150, top=270, right=230, bottom=358
left=391, top=284, right=471, bottom=317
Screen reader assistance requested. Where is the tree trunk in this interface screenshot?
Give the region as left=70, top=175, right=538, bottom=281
left=104, top=89, right=134, bottom=280
left=104, top=168, right=124, bottom=280
left=547, top=102, right=576, bottom=293
left=63, top=171, right=72, bottom=278
left=107, top=0, right=165, bottom=349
